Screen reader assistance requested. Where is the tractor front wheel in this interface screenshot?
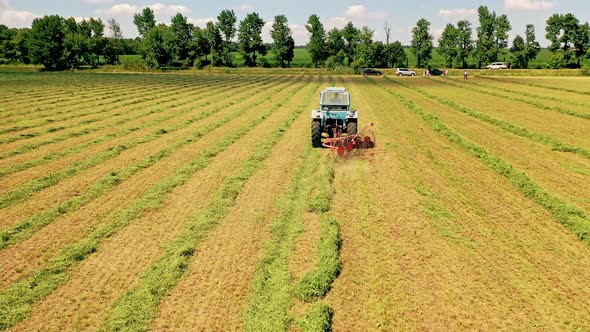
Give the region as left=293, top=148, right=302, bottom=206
left=311, top=121, right=322, bottom=148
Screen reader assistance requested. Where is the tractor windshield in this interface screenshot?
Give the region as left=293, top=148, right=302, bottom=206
left=321, top=92, right=348, bottom=106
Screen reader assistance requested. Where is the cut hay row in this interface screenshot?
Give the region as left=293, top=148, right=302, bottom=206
left=0, top=76, right=298, bottom=251
left=99, top=78, right=319, bottom=332
left=450, top=77, right=590, bottom=110
left=349, top=76, right=590, bottom=330
left=387, top=78, right=590, bottom=159
left=0, top=76, right=304, bottom=287
left=0, top=79, right=222, bottom=145
left=0, top=76, right=289, bottom=209
left=374, top=78, right=590, bottom=245
left=434, top=77, right=590, bottom=120
left=0, top=75, right=241, bottom=135
left=481, top=76, right=590, bottom=95
left=0, top=75, right=273, bottom=179
left=386, top=79, right=590, bottom=214
left=0, top=76, right=313, bottom=330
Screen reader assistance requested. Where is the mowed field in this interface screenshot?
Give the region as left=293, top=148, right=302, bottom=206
left=0, top=70, right=590, bottom=331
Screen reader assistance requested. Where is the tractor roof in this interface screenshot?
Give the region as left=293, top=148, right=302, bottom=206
left=324, top=87, right=347, bottom=92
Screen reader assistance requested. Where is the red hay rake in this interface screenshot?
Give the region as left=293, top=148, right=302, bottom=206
left=323, top=123, right=376, bottom=157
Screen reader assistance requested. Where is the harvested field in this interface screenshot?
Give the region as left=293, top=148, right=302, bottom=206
left=1, top=71, right=589, bottom=331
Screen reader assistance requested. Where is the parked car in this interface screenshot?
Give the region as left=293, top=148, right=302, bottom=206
left=361, top=68, right=382, bottom=76
left=485, top=62, right=507, bottom=69
left=396, top=68, right=416, bottom=76
left=428, top=68, right=444, bottom=76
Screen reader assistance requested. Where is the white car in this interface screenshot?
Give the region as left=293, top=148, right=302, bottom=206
left=485, top=62, right=507, bottom=69
left=396, top=68, right=416, bottom=76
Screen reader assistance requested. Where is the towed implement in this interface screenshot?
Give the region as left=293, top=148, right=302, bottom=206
left=311, top=87, right=375, bottom=156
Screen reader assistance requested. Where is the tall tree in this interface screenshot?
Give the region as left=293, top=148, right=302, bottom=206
left=205, top=21, right=224, bottom=66
left=271, top=15, right=295, bottom=67
left=438, top=23, right=460, bottom=68
left=0, top=25, right=17, bottom=62
left=510, top=35, right=527, bottom=68
left=88, top=18, right=106, bottom=66
left=63, top=17, right=90, bottom=68
left=28, top=15, right=66, bottom=70
left=191, top=26, right=210, bottom=63
left=341, top=21, right=359, bottom=65
left=305, top=14, right=327, bottom=67
left=475, top=5, right=496, bottom=67
left=171, top=13, right=194, bottom=64
left=384, top=21, right=391, bottom=45
left=524, top=24, right=540, bottom=68
left=326, top=28, right=345, bottom=57
left=457, top=20, right=474, bottom=68
left=410, top=18, right=433, bottom=68
left=386, top=41, right=407, bottom=68
left=107, top=18, right=123, bottom=62
left=238, top=12, right=266, bottom=67
left=143, top=24, right=176, bottom=68
left=133, top=7, right=156, bottom=38
left=494, top=14, right=512, bottom=61
left=217, top=9, right=237, bottom=66
left=546, top=13, right=589, bottom=67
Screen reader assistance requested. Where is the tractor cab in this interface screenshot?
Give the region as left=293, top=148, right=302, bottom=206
left=311, top=87, right=358, bottom=148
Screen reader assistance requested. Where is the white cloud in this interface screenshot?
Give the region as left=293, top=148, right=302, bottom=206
left=96, top=3, right=192, bottom=16
left=187, top=17, right=217, bottom=28
left=504, top=0, right=555, bottom=10
left=82, top=0, right=114, bottom=4
left=0, top=0, right=37, bottom=28
left=232, top=4, right=255, bottom=12
left=438, top=8, right=477, bottom=19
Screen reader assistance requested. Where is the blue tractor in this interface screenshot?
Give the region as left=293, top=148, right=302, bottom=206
left=311, top=87, right=357, bottom=148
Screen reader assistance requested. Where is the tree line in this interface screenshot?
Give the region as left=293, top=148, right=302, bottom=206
left=0, top=5, right=588, bottom=70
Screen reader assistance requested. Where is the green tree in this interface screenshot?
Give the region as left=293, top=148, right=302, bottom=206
left=88, top=18, right=106, bottom=66
left=545, top=13, right=589, bottom=67
left=494, top=14, right=512, bottom=61
left=0, top=25, right=17, bottom=63
left=171, top=13, right=194, bottom=65
left=510, top=35, right=527, bottom=68
left=238, top=12, right=266, bottom=67
left=386, top=41, right=407, bottom=68
left=143, top=24, right=177, bottom=68
left=28, top=15, right=66, bottom=70
left=457, top=20, right=474, bottom=68
left=326, top=28, right=345, bottom=57
left=342, top=21, right=359, bottom=65
left=190, top=26, right=210, bottom=65
left=205, top=21, right=224, bottom=66
left=133, top=7, right=156, bottom=38
left=62, top=17, right=90, bottom=68
left=475, top=6, right=496, bottom=67
left=217, top=9, right=237, bottom=66
left=438, top=23, right=459, bottom=68
left=305, top=14, right=327, bottom=67
left=270, top=15, right=295, bottom=67
left=411, top=18, right=433, bottom=68
left=106, top=18, right=123, bottom=64
left=524, top=24, right=540, bottom=68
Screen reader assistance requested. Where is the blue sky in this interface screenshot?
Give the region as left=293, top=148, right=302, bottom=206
left=1, top=0, right=589, bottom=46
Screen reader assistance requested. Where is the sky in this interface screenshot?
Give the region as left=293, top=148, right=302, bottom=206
left=1, top=0, right=589, bottom=46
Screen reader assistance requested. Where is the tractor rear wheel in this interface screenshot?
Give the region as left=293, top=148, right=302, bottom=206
left=347, top=121, right=357, bottom=135
left=312, top=121, right=321, bottom=148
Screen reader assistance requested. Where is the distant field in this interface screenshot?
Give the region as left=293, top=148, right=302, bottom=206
left=0, top=71, right=590, bottom=331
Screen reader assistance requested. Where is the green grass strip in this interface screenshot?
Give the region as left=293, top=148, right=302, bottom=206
left=242, top=146, right=319, bottom=332
left=387, top=78, right=590, bottom=159
left=0, top=76, right=294, bottom=250
left=293, top=215, right=341, bottom=302
left=0, top=76, right=312, bottom=331
left=481, top=76, right=590, bottom=96
left=296, top=302, right=334, bottom=332
left=432, top=77, right=590, bottom=120
left=102, top=78, right=319, bottom=332
left=0, top=82, right=192, bottom=145
left=375, top=78, right=590, bottom=245
left=308, top=155, right=335, bottom=213
left=0, top=78, right=223, bottom=159
left=0, top=75, right=271, bottom=177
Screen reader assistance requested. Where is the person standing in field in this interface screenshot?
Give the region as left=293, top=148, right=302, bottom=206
left=464, top=70, right=468, bottom=79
